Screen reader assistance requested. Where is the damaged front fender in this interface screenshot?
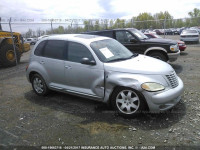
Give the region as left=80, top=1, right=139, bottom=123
left=103, top=71, right=144, bottom=103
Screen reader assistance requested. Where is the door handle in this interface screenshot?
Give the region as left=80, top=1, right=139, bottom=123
left=40, top=61, right=45, bottom=64
left=65, top=65, right=72, bottom=69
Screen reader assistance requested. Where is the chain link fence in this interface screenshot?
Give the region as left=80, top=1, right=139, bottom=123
left=0, top=17, right=199, bottom=67
left=1, top=17, right=200, bottom=38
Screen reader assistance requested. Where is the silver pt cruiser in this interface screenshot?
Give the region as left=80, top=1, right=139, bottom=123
left=26, top=34, right=184, bottom=117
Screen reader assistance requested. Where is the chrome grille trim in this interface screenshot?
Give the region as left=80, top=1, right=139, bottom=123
left=166, top=72, right=179, bottom=88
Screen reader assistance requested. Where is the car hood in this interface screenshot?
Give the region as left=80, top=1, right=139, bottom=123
left=104, top=55, right=174, bottom=75
left=143, top=38, right=177, bottom=45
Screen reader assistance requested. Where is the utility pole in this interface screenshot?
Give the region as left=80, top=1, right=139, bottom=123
left=9, top=17, right=18, bottom=66
left=0, top=17, right=2, bottom=31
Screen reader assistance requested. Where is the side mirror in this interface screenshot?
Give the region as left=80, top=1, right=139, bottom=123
left=130, top=38, right=137, bottom=43
left=81, top=58, right=96, bottom=65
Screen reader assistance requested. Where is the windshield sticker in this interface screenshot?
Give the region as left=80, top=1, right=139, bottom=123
left=135, top=33, right=142, bottom=38
left=99, top=47, right=114, bottom=58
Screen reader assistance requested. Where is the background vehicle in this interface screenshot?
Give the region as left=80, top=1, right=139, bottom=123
left=83, top=28, right=180, bottom=62
left=180, top=29, right=199, bottom=44
left=0, top=31, right=30, bottom=67
left=25, top=38, right=37, bottom=45
left=144, top=33, right=186, bottom=51
left=190, top=27, right=200, bottom=33
left=164, top=29, right=173, bottom=35
left=170, top=28, right=179, bottom=35
left=26, top=34, right=184, bottom=117
left=153, top=29, right=164, bottom=35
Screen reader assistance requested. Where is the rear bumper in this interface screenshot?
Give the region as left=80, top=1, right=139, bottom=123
left=167, top=50, right=180, bottom=62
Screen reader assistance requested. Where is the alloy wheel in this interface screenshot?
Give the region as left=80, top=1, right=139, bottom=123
left=33, top=77, right=44, bottom=94
left=116, top=90, right=140, bottom=114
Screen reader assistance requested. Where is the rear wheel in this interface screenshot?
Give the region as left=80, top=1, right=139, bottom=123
left=0, top=44, right=20, bottom=67
left=111, top=87, right=147, bottom=118
left=31, top=74, right=49, bottom=96
left=148, top=52, right=167, bottom=62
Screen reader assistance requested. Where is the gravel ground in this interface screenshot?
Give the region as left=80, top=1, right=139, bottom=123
left=0, top=36, right=200, bottom=149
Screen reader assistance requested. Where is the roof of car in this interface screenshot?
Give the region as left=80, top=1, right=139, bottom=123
left=82, top=28, right=136, bottom=33
left=46, top=34, right=110, bottom=44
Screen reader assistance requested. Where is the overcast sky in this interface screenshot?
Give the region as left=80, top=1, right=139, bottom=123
left=1, top=0, right=200, bottom=33
left=1, top=0, right=200, bottom=20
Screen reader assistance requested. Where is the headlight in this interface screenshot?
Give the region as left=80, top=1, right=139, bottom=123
left=170, top=44, right=178, bottom=51
left=141, top=82, right=165, bottom=92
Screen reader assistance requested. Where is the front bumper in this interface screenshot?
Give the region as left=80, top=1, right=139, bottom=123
left=142, top=77, right=184, bottom=112
left=167, top=50, right=180, bottom=62
left=180, top=37, right=199, bottom=42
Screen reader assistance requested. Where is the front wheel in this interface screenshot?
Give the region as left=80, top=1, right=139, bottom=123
left=31, top=74, right=49, bottom=96
left=148, top=52, right=167, bottom=62
left=111, top=87, right=147, bottom=118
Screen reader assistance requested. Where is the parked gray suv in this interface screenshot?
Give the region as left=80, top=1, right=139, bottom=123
left=26, top=34, right=184, bottom=117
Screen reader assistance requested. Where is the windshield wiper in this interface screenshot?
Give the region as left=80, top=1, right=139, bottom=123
left=107, top=53, right=139, bottom=62
left=107, top=58, right=128, bottom=62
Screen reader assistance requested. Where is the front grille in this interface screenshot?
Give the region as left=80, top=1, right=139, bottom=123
left=166, top=72, right=179, bottom=88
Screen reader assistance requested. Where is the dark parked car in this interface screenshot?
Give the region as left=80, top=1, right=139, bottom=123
left=144, top=33, right=186, bottom=51
left=83, top=28, right=180, bottom=62
left=164, top=29, right=173, bottom=35
left=153, top=29, right=164, bottom=35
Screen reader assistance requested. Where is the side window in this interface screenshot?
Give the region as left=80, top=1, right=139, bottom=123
left=99, top=31, right=114, bottom=38
left=116, top=31, right=134, bottom=43
left=34, top=40, right=46, bottom=56
left=43, top=40, right=67, bottom=60
left=68, top=42, right=94, bottom=63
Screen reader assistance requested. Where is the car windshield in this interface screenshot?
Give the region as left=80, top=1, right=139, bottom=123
left=129, top=29, right=148, bottom=40
left=182, top=30, right=198, bottom=34
left=90, top=39, right=137, bottom=63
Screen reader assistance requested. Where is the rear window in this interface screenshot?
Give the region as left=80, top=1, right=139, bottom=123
left=43, top=40, right=67, bottom=60
left=34, top=40, right=46, bottom=56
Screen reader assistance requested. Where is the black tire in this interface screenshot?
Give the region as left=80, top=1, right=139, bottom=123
left=111, top=87, right=147, bottom=118
left=148, top=52, right=168, bottom=62
left=31, top=74, right=49, bottom=96
left=0, top=44, right=20, bottom=67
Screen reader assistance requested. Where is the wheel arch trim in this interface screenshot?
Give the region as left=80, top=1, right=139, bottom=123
left=144, top=47, right=167, bottom=55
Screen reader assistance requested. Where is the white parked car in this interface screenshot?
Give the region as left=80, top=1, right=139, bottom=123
left=180, top=29, right=199, bottom=44
left=25, top=38, right=37, bottom=45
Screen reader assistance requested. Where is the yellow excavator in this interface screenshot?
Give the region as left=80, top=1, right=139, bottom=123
left=0, top=20, right=30, bottom=67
